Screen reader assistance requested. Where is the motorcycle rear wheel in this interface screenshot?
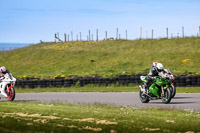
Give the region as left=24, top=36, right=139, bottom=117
left=7, top=86, right=15, bottom=101
left=161, top=88, right=171, bottom=104
left=139, top=90, right=150, bottom=103
left=170, top=85, right=176, bottom=98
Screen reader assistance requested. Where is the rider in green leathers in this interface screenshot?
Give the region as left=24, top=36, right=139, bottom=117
left=146, top=62, right=164, bottom=97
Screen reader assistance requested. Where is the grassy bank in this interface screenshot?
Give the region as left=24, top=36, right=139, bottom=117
left=0, top=102, right=199, bottom=133
left=0, top=37, right=199, bottom=78
left=15, top=86, right=200, bottom=93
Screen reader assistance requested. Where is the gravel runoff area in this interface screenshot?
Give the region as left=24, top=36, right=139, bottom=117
left=2, top=92, right=200, bottom=112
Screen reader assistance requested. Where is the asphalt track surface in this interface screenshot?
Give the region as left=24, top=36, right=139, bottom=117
left=2, top=92, right=200, bottom=112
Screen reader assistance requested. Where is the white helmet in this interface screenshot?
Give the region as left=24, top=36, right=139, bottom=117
left=156, top=63, right=164, bottom=72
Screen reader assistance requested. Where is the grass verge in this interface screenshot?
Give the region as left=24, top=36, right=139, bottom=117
left=0, top=38, right=200, bottom=78
left=0, top=102, right=199, bottom=133
left=15, top=86, right=200, bottom=93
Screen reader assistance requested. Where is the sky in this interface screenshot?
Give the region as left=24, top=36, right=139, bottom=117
left=0, top=0, right=200, bottom=43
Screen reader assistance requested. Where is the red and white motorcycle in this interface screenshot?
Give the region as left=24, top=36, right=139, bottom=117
left=163, top=69, right=176, bottom=98
left=0, top=72, right=16, bottom=101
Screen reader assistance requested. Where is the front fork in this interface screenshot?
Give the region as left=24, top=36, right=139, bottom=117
left=139, top=85, right=146, bottom=92
left=161, top=85, right=169, bottom=97
left=7, top=85, right=11, bottom=93
left=161, top=86, right=164, bottom=97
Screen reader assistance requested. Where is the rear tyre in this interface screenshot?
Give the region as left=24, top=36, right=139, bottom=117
left=171, top=85, right=176, bottom=98
left=139, top=90, right=150, bottom=103
left=169, top=85, right=176, bottom=98
left=7, top=86, right=15, bottom=101
left=161, top=88, right=171, bottom=104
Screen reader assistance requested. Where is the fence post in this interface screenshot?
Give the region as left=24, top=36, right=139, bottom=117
left=152, top=29, right=153, bottom=39
left=64, top=33, right=66, bottom=42
left=182, top=27, right=184, bottom=38
left=71, top=31, right=73, bottom=41
left=126, top=30, right=127, bottom=40
left=68, top=35, right=70, bottom=42
left=106, top=31, right=108, bottom=40
left=89, top=30, right=90, bottom=41
left=54, top=33, right=57, bottom=43
left=140, top=27, right=142, bottom=40
left=80, top=32, right=82, bottom=41
left=119, top=34, right=121, bottom=40
left=171, top=33, right=173, bottom=39
left=96, top=29, right=98, bottom=41
left=57, top=32, right=59, bottom=39
left=166, top=28, right=168, bottom=39
left=92, top=34, right=93, bottom=41
left=116, top=28, right=118, bottom=40
left=105, top=31, right=107, bottom=40
left=177, top=33, right=179, bottom=39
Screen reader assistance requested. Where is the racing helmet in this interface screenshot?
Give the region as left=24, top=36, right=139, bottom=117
left=155, top=63, right=164, bottom=72
left=0, top=66, right=7, bottom=73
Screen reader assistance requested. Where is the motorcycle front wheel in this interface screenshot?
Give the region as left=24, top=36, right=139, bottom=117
left=7, top=86, right=15, bottom=101
left=139, top=90, right=149, bottom=103
left=161, top=88, right=171, bottom=104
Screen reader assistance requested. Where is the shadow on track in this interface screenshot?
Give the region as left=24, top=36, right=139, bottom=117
left=0, top=100, right=35, bottom=102
left=173, top=97, right=193, bottom=99
left=13, top=100, right=36, bottom=102
left=169, top=102, right=195, bottom=104
left=149, top=101, right=195, bottom=104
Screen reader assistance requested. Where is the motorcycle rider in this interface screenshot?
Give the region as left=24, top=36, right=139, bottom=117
left=0, top=66, right=9, bottom=76
left=145, top=62, right=164, bottom=98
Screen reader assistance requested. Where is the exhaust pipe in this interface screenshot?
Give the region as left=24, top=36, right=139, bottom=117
left=139, top=86, right=157, bottom=100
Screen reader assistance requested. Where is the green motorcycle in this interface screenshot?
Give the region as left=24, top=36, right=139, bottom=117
left=139, top=72, right=172, bottom=104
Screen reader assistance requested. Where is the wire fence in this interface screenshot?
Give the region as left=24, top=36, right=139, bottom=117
left=1, top=26, right=200, bottom=51
left=54, top=26, right=200, bottom=42
left=0, top=26, right=200, bottom=52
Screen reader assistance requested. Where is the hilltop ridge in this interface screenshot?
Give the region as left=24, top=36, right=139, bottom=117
left=0, top=37, right=199, bottom=78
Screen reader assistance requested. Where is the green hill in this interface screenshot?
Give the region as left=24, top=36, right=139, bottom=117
left=0, top=37, right=199, bottom=78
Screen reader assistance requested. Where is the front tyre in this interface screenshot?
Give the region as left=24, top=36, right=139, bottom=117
left=161, top=88, right=171, bottom=104
left=139, top=90, right=150, bottom=103
left=7, top=86, right=15, bottom=101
